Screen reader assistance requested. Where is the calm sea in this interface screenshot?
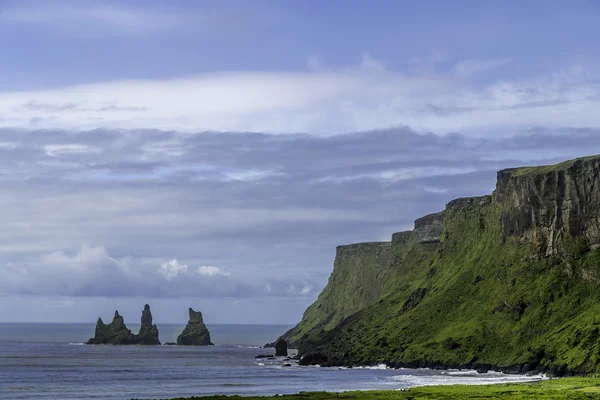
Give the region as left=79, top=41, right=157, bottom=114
left=0, top=323, right=544, bottom=400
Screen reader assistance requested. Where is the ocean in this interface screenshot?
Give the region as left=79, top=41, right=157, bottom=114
left=0, top=323, right=544, bottom=400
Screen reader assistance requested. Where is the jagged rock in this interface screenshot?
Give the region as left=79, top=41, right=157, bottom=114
left=176, top=308, right=213, bottom=346
left=86, top=304, right=160, bottom=345
left=136, top=304, right=161, bottom=345
left=275, top=338, right=288, bottom=356
left=413, top=212, right=445, bottom=244
left=86, top=310, right=135, bottom=345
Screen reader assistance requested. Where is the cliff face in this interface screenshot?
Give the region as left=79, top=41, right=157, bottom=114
left=287, top=155, right=600, bottom=375
left=496, top=156, right=600, bottom=257
left=284, top=242, right=392, bottom=346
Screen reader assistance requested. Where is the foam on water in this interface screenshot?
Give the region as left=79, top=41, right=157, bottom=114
left=386, top=370, right=547, bottom=388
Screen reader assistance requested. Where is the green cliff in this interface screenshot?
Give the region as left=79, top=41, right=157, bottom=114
left=286, top=155, right=600, bottom=375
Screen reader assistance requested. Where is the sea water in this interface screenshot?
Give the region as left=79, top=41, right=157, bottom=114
left=0, top=323, right=544, bottom=400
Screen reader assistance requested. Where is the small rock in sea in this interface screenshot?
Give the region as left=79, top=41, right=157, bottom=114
left=163, top=342, right=177, bottom=346
left=274, top=338, right=288, bottom=357
left=255, top=354, right=273, bottom=359
left=283, top=364, right=292, bottom=367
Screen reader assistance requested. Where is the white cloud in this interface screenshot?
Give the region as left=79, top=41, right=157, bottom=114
left=454, top=58, right=512, bottom=78
left=0, top=244, right=308, bottom=298
left=159, top=259, right=189, bottom=280
left=316, top=166, right=477, bottom=184
left=0, top=62, right=597, bottom=135
left=0, top=2, right=202, bottom=35
left=44, top=144, right=100, bottom=157
left=197, top=266, right=230, bottom=277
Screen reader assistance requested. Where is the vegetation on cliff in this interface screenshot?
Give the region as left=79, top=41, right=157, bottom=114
left=284, top=155, right=600, bottom=375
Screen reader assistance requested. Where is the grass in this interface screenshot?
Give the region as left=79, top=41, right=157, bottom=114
left=164, top=378, right=600, bottom=400
left=510, top=154, right=600, bottom=177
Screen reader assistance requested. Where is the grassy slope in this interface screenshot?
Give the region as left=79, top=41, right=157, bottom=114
left=288, top=242, right=393, bottom=344
left=297, top=191, right=600, bottom=373
left=166, top=378, right=600, bottom=400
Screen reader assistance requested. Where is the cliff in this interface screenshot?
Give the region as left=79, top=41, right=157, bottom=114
left=286, top=155, right=600, bottom=375
left=87, top=304, right=160, bottom=345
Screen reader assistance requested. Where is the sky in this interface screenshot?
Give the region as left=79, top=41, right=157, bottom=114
left=0, top=0, right=599, bottom=325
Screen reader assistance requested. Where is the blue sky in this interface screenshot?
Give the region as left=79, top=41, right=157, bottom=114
left=0, top=1, right=599, bottom=325
left=2, top=0, right=599, bottom=90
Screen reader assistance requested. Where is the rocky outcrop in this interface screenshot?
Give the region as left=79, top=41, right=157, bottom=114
left=86, top=311, right=135, bottom=345
left=136, top=304, right=161, bottom=345
left=177, top=308, right=213, bottom=346
left=282, top=155, right=600, bottom=375
left=86, top=304, right=160, bottom=345
left=275, top=338, right=288, bottom=356
left=413, top=212, right=445, bottom=244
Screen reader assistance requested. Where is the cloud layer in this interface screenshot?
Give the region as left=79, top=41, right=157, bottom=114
left=1, top=244, right=314, bottom=298
left=0, top=64, right=598, bottom=135
left=0, top=127, right=599, bottom=306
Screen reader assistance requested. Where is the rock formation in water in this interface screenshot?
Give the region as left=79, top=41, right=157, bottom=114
left=280, top=155, right=600, bottom=376
left=176, top=308, right=213, bottom=346
left=86, top=304, right=160, bottom=345
left=275, top=338, right=288, bottom=356
left=135, top=304, right=161, bottom=345
left=86, top=310, right=135, bottom=345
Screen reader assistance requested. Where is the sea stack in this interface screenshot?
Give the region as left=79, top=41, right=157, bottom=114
left=86, top=310, right=135, bottom=345
left=275, top=338, right=288, bottom=356
left=136, top=304, right=161, bottom=345
left=86, top=304, right=160, bottom=345
left=177, top=308, right=213, bottom=345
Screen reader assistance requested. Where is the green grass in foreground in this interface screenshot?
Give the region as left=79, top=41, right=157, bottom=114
left=161, top=378, right=600, bottom=400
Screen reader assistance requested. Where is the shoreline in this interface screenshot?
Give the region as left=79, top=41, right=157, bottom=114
left=163, top=377, right=600, bottom=400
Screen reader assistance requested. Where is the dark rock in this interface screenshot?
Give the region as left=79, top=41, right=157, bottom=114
left=163, top=342, right=177, bottom=346
left=299, top=352, right=328, bottom=366
left=255, top=354, right=273, bottom=359
left=283, top=364, right=292, bottom=367
left=136, top=304, right=161, bottom=345
left=86, top=305, right=160, bottom=345
left=86, top=311, right=135, bottom=345
left=274, top=338, right=288, bottom=356
left=177, top=308, right=213, bottom=346
left=401, top=288, right=427, bottom=312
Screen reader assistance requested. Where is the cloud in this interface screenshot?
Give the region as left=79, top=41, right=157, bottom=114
left=0, top=244, right=316, bottom=298
left=0, top=127, right=598, bottom=303
left=0, top=2, right=198, bottom=35
left=0, top=126, right=598, bottom=308
left=0, top=61, right=598, bottom=135
left=453, top=58, right=512, bottom=78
